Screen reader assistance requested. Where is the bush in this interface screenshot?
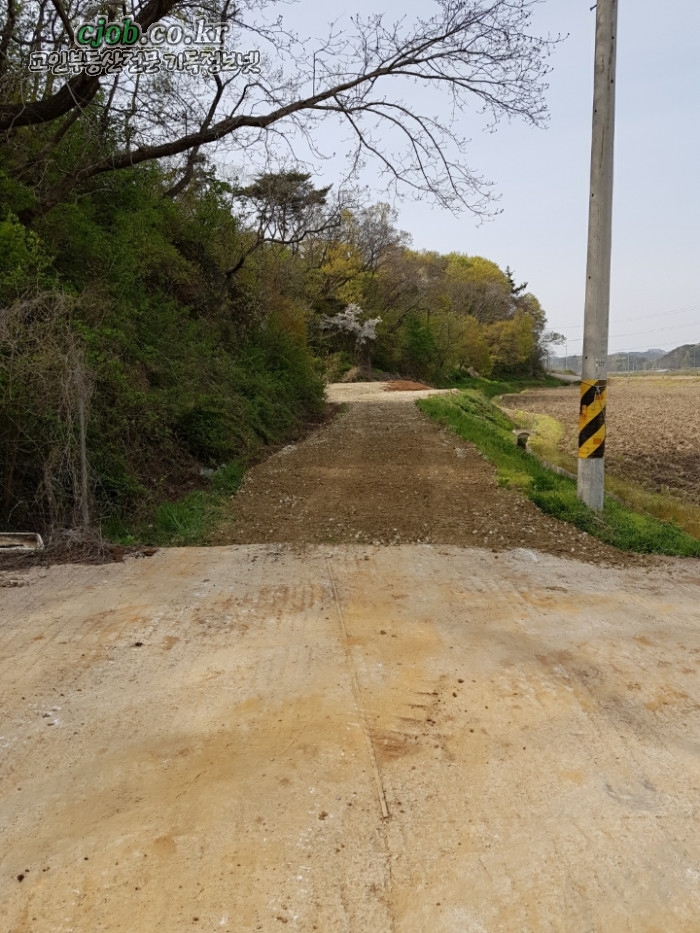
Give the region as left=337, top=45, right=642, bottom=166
left=0, top=163, right=326, bottom=536
left=176, top=401, right=244, bottom=465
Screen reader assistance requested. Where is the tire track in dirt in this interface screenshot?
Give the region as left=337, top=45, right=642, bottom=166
left=2, top=540, right=699, bottom=929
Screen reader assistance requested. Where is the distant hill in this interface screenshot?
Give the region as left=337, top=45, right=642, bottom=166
left=550, top=345, right=698, bottom=374
left=652, top=343, right=700, bottom=370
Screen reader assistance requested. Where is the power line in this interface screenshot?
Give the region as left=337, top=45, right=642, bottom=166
left=553, top=302, right=700, bottom=337
left=555, top=319, right=699, bottom=342
left=611, top=340, right=699, bottom=352
left=553, top=342, right=696, bottom=355
left=609, top=322, right=698, bottom=340
left=552, top=337, right=699, bottom=354
left=613, top=302, right=700, bottom=323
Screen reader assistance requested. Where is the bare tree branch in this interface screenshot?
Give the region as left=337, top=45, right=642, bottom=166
left=0, top=0, right=179, bottom=130
left=48, top=0, right=74, bottom=45
left=0, top=0, right=17, bottom=78
left=4, top=0, right=558, bottom=218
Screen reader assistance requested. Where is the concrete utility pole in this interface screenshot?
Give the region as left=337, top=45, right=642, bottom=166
left=577, top=0, right=619, bottom=511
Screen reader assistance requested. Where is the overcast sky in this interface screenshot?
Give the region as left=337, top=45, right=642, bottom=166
left=287, top=0, right=700, bottom=354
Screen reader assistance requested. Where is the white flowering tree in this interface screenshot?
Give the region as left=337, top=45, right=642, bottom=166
left=321, top=303, right=382, bottom=376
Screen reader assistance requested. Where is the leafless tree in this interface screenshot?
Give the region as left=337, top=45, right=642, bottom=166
left=1, top=0, right=558, bottom=218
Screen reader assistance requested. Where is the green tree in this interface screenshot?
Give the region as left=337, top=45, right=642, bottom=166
left=485, top=311, right=536, bottom=374
left=400, top=314, right=438, bottom=379
left=435, top=313, right=493, bottom=377
left=445, top=254, right=513, bottom=323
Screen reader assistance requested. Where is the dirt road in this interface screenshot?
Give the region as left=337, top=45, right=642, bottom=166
left=214, top=383, right=637, bottom=566
left=2, top=384, right=700, bottom=932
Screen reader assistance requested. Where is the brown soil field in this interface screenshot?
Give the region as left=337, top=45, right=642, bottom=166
left=502, top=375, right=700, bottom=504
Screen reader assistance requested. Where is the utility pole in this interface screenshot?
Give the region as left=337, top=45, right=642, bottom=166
left=577, top=0, right=618, bottom=511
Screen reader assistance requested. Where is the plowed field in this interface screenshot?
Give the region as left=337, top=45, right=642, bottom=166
left=502, top=375, right=700, bottom=504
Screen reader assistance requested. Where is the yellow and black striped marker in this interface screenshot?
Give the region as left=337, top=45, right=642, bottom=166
left=578, top=379, right=606, bottom=459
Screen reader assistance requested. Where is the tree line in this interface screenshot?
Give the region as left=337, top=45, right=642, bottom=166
left=0, top=0, right=558, bottom=536
left=0, top=161, right=554, bottom=535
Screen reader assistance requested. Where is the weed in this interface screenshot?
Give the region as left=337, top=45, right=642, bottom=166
left=444, top=373, right=570, bottom=398
left=153, top=493, right=212, bottom=545
left=211, top=460, right=246, bottom=495
left=505, top=407, right=700, bottom=538
left=107, top=458, right=247, bottom=547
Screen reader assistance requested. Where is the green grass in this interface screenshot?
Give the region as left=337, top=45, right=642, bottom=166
left=103, top=459, right=246, bottom=547
left=444, top=372, right=571, bottom=397
left=418, top=391, right=700, bottom=558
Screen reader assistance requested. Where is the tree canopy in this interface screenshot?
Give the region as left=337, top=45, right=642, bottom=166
left=1, top=0, right=556, bottom=218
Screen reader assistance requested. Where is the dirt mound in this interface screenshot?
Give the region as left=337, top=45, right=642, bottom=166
left=384, top=380, right=432, bottom=391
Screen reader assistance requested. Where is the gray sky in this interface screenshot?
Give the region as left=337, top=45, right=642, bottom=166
left=286, top=0, right=700, bottom=354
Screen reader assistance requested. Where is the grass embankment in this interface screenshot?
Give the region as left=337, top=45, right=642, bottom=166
left=418, top=389, right=700, bottom=558
left=106, top=394, right=331, bottom=548
left=101, top=332, right=328, bottom=548
left=445, top=372, right=569, bottom=397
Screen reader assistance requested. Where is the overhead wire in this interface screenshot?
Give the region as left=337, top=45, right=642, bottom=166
left=552, top=301, right=699, bottom=342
